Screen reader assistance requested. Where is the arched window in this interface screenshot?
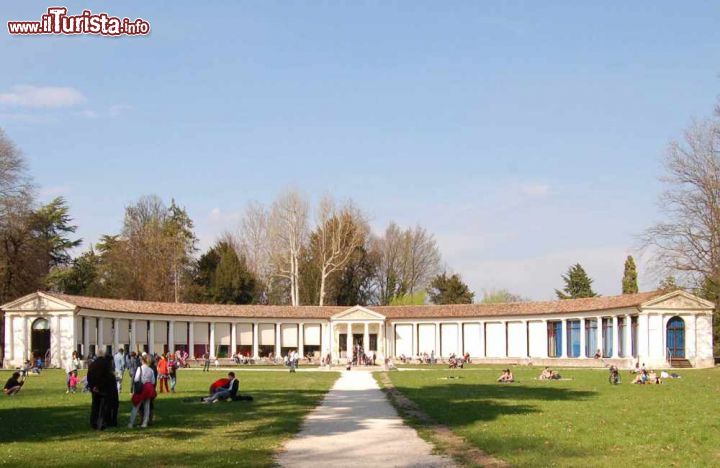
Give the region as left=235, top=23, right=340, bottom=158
left=32, top=318, right=50, bottom=330
left=666, top=316, right=685, bottom=359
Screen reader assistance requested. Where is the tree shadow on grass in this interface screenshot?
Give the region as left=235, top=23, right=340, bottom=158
left=389, top=381, right=599, bottom=463
left=0, top=387, right=329, bottom=444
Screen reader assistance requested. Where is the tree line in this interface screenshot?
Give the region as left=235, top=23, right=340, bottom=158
left=1, top=129, right=476, bottom=307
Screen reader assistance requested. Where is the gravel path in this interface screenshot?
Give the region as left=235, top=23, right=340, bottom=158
left=277, top=370, right=455, bottom=468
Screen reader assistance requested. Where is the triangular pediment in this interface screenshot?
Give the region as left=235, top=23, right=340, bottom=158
left=1, top=291, right=77, bottom=313
left=331, top=305, right=385, bottom=321
left=641, top=290, right=714, bottom=311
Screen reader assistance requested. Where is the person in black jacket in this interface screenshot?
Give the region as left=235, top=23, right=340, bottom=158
left=86, top=353, right=117, bottom=430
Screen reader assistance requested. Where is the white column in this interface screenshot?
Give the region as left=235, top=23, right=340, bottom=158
left=561, top=319, right=568, bottom=358
left=638, top=314, right=649, bottom=359
left=346, top=322, right=352, bottom=357
left=625, top=315, right=633, bottom=358
left=252, top=322, right=259, bottom=358
left=275, top=322, right=282, bottom=357
left=130, top=319, right=137, bottom=354
left=209, top=322, right=216, bottom=359
left=579, top=318, right=586, bottom=358
left=330, top=323, right=337, bottom=361
left=686, top=314, right=697, bottom=360
left=83, top=317, right=90, bottom=358
left=49, top=315, right=59, bottom=367
left=188, top=322, right=195, bottom=357
left=113, top=319, right=120, bottom=353
left=148, top=321, right=155, bottom=355
left=378, top=322, right=385, bottom=357
left=298, top=323, right=304, bottom=357
left=522, top=320, right=529, bottom=357
left=612, top=316, right=620, bottom=358
left=596, top=316, right=603, bottom=357
left=434, top=321, right=440, bottom=355
left=363, top=322, right=369, bottom=351
left=5, top=315, right=13, bottom=363
left=542, top=319, right=548, bottom=357
left=412, top=322, right=417, bottom=356
left=168, top=320, right=175, bottom=354
left=97, top=318, right=105, bottom=353
left=320, top=322, right=327, bottom=356
left=231, top=323, right=237, bottom=356
left=456, top=321, right=462, bottom=355
left=479, top=321, right=486, bottom=358
left=502, top=320, right=508, bottom=357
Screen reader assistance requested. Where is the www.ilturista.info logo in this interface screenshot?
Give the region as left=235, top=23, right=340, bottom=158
left=7, top=7, right=150, bottom=36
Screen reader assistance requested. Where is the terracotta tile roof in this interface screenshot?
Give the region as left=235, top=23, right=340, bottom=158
left=37, top=290, right=666, bottom=320
left=44, top=292, right=345, bottom=319
left=375, top=290, right=665, bottom=319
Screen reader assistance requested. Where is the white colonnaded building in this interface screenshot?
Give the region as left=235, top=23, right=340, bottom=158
left=1, top=289, right=715, bottom=370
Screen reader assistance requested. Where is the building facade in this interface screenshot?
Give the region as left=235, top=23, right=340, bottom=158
left=1, top=289, right=715, bottom=369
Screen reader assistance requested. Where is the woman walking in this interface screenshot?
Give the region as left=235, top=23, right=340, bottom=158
left=157, top=353, right=169, bottom=393
left=128, top=354, right=156, bottom=428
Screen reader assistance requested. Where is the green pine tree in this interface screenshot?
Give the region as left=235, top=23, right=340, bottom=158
left=555, top=263, right=598, bottom=299
left=428, top=272, right=475, bottom=304
left=622, top=255, right=639, bottom=294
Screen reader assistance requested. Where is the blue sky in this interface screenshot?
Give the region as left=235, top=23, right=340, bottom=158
left=1, top=1, right=719, bottom=299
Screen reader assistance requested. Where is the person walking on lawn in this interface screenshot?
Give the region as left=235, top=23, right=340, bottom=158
left=157, top=353, right=170, bottom=393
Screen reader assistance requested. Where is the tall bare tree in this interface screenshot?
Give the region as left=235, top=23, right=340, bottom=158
left=236, top=201, right=272, bottom=298
left=268, top=189, right=308, bottom=306
left=314, top=196, right=368, bottom=306
left=643, top=118, right=720, bottom=288
left=373, top=222, right=442, bottom=304
left=642, top=116, right=720, bottom=350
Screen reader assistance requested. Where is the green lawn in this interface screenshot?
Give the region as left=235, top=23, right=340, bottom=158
left=0, top=369, right=337, bottom=467
left=386, top=366, right=720, bottom=467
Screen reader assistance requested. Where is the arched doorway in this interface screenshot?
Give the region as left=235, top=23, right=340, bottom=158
left=31, top=318, right=51, bottom=360
left=666, top=316, right=685, bottom=359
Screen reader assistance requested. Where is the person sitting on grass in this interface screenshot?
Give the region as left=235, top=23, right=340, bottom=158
left=632, top=369, right=649, bottom=384
left=608, top=365, right=620, bottom=384
left=648, top=370, right=662, bottom=384
left=203, top=372, right=239, bottom=403
left=539, top=367, right=561, bottom=380
left=3, top=372, right=24, bottom=396
left=497, top=369, right=514, bottom=383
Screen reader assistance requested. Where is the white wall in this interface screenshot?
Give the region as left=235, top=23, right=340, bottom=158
left=395, top=324, right=413, bottom=357
left=485, top=322, right=505, bottom=357
left=57, top=315, right=75, bottom=367
left=528, top=321, right=546, bottom=357
left=418, top=324, right=435, bottom=354
left=463, top=323, right=482, bottom=357
left=507, top=321, right=526, bottom=357
left=695, top=314, right=713, bottom=359
left=441, top=323, right=458, bottom=356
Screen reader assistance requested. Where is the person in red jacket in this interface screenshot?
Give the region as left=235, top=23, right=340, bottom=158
left=157, top=354, right=170, bottom=393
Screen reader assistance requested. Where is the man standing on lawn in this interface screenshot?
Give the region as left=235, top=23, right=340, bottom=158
left=113, top=348, right=126, bottom=393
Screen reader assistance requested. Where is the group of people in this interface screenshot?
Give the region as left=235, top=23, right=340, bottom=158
left=448, top=353, right=467, bottom=369
left=351, top=345, right=376, bottom=366
left=539, top=367, right=561, bottom=380
left=497, top=369, right=515, bottom=383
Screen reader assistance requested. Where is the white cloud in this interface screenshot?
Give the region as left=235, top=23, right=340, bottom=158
left=519, top=183, right=551, bottom=197
left=0, top=85, right=85, bottom=108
